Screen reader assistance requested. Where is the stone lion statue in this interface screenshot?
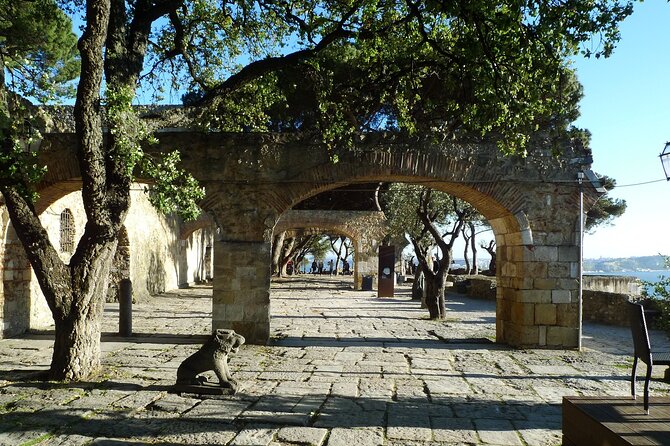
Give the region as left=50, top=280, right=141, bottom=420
left=176, top=329, right=245, bottom=393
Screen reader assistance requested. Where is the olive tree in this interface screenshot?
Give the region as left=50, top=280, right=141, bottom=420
left=383, top=184, right=477, bottom=319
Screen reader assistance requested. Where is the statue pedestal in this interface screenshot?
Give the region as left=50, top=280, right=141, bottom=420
left=172, top=381, right=237, bottom=396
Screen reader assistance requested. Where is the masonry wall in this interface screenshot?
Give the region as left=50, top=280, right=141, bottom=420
left=1, top=185, right=213, bottom=336
left=582, top=290, right=633, bottom=326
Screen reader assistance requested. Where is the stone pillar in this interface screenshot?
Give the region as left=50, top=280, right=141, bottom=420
left=493, top=213, right=580, bottom=349
left=353, top=237, right=379, bottom=290
left=212, top=240, right=272, bottom=344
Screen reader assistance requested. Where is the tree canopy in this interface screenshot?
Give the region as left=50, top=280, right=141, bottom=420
left=585, top=174, right=627, bottom=231
left=0, top=0, right=79, bottom=101
left=157, top=0, right=635, bottom=153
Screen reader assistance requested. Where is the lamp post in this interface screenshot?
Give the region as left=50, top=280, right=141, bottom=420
left=660, top=142, right=670, bottom=181
left=577, top=171, right=584, bottom=351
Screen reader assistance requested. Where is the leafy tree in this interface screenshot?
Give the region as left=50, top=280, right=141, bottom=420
left=0, top=0, right=202, bottom=381
left=1, top=0, right=636, bottom=380
left=329, top=235, right=353, bottom=275
left=308, top=236, right=332, bottom=266
left=383, top=183, right=477, bottom=319
left=0, top=0, right=79, bottom=102
left=0, top=0, right=79, bottom=199
left=641, top=256, right=670, bottom=332
left=585, top=174, right=627, bottom=231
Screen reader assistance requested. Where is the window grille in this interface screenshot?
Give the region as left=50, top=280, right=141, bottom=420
left=60, top=209, right=75, bottom=253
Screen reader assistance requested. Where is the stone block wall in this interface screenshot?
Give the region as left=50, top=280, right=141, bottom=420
left=468, top=277, right=497, bottom=301
left=454, top=274, right=638, bottom=327
left=1, top=217, right=32, bottom=336
left=1, top=184, right=213, bottom=337
left=582, top=290, right=632, bottom=326
left=493, top=214, right=582, bottom=348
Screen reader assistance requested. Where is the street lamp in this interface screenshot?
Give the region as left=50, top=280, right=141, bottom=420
left=660, top=142, right=670, bottom=181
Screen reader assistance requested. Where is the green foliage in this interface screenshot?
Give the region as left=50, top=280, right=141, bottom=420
left=195, top=75, right=285, bottom=132
left=150, top=0, right=634, bottom=155
left=141, top=151, right=205, bottom=221
left=0, top=109, right=46, bottom=202
left=308, top=236, right=331, bottom=262
left=382, top=183, right=477, bottom=249
left=585, top=174, right=627, bottom=231
left=383, top=183, right=436, bottom=245
left=641, top=256, right=670, bottom=332
left=0, top=0, right=79, bottom=102
left=105, top=85, right=152, bottom=176
left=0, top=0, right=77, bottom=201
left=105, top=86, right=205, bottom=221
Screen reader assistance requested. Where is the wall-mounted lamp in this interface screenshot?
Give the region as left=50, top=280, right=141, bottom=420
left=660, top=142, right=670, bottom=181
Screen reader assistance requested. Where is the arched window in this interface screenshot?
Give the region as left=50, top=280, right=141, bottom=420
left=59, top=209, right=75, bottom=253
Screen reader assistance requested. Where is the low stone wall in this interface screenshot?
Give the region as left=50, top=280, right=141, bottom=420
left=582, top=290, right=633, bottom=326
left=448, top=275, right=497, bottom=300
left=583, top=274, right=641, bottom=295
left=468, top=277, right=497, bottom=300
left=448, top=274, right=638, bottom=326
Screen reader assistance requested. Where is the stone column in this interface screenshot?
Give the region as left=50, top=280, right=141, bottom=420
left=354, top=237, right=379, bottom=290
left=210, top=196, right=277, bottom=345
left=493, top=212, right=580, bottom=349
left=212, top=240, right=271, bottom=344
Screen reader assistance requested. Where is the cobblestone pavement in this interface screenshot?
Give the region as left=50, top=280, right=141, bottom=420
left=1, top=276, right=669, bottom=446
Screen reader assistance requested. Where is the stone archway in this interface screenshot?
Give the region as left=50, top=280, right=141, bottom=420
left=169, top=134, right=594, bottom=348
left=37, top=131, right=598, bottom=348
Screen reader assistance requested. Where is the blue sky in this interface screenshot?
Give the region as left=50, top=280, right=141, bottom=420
left=573, top=1, right=670, bottom=259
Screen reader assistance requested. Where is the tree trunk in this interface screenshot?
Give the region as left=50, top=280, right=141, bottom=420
left=271, top=231, right=286, bottom=276
left=483, top=240, right=496, bottom=274
left=463, top=241, right=470, bottom=274
left=423, top=248, right=452, bottom=320
left=423, top=270, right=441, bottom=319
left=469, top=222, right=478, bottom=275
left=411, top=268, right=423, bottom=300
left=279, top=237, right=295, bottom=276
left=51, top=293, right=106, bottom=380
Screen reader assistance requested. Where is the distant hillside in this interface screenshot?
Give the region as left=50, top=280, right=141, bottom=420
left=584, top=255, right=667, bottom=272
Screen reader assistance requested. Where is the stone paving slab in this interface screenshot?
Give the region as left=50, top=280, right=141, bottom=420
left=0, top=276, right=669, bottom=446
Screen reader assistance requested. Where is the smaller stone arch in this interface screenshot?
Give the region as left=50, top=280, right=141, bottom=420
left=275, top=210, right=388, bottom=289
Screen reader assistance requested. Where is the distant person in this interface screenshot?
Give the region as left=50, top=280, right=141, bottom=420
left=328, top=259, right=334, bottom=275
left=318, top=260, right=324, bottom=274
left=311, top=260, right=317, bottom=274
left=343, top=260, right=350, bottom=275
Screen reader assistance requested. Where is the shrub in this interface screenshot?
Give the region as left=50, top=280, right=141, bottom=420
left=641, top=256, right=670, bottom=332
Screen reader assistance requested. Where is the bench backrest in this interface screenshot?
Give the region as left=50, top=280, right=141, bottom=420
left=628, top=302, right=652, bottom=363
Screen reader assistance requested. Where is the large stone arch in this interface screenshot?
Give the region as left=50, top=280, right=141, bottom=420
left=36, top=131, right=598, bottom=348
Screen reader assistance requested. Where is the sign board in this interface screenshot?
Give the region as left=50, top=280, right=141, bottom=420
left=378, top=245, right=395, bottom=297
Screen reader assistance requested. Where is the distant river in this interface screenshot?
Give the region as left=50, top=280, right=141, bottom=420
left=584, top=270, right=670, bottom=283
left=584, top=270, right=670, bottom=296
